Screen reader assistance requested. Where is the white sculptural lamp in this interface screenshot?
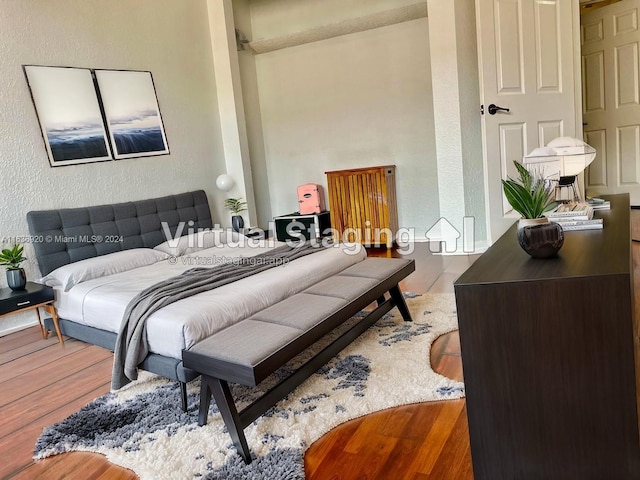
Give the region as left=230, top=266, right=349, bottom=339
left=523, top=137, right=596, bottom=177
left=522, top=137, right=596, bottom=201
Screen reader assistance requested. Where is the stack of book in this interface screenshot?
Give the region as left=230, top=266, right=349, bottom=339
left=546, top=202, right=603, bottom=231
left=587, top=197, right=611, bottom=211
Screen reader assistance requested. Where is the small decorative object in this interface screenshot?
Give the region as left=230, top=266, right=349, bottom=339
left=502, top=161, right=563, bottom=258
left=224, top=198, right=247, bottom=232
left=216, top=174, right=235, bottom=192
left=0, top=244, right=27, bottom=290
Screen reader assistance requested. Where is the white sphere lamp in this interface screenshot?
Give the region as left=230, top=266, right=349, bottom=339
left=216, top=174, right=234, bottom=192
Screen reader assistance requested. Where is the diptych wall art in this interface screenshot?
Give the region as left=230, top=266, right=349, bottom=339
left=23, top=65, right=169, bottom=167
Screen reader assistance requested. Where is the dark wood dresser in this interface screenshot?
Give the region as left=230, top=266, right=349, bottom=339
left=454, top=193, right=640, bottom=479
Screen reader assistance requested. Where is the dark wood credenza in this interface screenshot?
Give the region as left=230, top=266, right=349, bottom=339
left=454, top=194, right=640, bottom=479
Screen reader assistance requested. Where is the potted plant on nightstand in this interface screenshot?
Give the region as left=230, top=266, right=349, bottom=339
left=0, top=244, right=27, bottom=290
left=502, top=161, right=563, bottom=258
left=224, top=198, right=247, bottom=232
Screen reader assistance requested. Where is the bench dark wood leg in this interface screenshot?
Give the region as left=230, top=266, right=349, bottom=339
left=377, top=294, right=386, bottom=306
left=389, top=285, right=412, bottom=321
left=198, top=378, right=212, bottom=426
left=206, top=375, right=252, bottom=464
left=180, top=381, right=188, bottom=412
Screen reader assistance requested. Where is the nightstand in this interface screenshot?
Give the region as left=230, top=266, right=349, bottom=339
left=273, top=212, right=331, bottom=242
left=0, top=282, right=63, bottom=345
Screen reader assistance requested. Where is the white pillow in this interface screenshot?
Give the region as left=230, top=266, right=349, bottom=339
left=154, top=229, right=236, bottom=256
left=40, top=248, right=170, bottom=292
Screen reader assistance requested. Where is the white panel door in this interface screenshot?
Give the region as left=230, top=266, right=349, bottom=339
left=477, top=0, right=579, bottom=242
left=582, top=0, right=640, bottom=204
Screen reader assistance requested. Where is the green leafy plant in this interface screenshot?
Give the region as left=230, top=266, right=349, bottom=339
left=502, top=161, right=556, bottom=219
left=224, top=198, right=247, bottom=215
left=0, top=244, right=26, bottom=270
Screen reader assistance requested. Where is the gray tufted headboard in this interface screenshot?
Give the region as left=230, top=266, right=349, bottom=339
left=27, top=190, right=213, bottom=276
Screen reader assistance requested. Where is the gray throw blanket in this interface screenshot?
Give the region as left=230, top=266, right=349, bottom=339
left=112, top=242, right=328, bottom=390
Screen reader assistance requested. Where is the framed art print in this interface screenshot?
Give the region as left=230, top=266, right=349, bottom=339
left=23, top=65, right=112, bottom=166
left=95, top=70, right=169, bottom=159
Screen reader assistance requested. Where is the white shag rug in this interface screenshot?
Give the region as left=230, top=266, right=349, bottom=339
left=34, top=293, right=464, bottom=479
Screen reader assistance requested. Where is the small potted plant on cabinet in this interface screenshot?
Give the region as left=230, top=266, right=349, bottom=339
left=224, top=198, right=247, bottom=232
left=502, top=161, right=563, bottom=258
left=502, top=161, right=557, bottom=227
left=0, top=244, right=27, bottom=290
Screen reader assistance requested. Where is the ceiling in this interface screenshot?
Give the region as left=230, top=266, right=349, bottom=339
left=579, top=0, right=622, bottom=7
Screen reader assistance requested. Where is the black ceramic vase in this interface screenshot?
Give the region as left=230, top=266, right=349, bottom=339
left=231, top=215, right=244, bottom=233
left=6, top=268, right=26, bottom=290
left=517, top=222, right=564, bottom=259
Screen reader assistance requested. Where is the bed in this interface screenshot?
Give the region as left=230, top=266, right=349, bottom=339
left=26, top=191, right=366, bottom=406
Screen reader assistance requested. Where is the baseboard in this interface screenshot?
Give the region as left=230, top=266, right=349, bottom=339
left=431, top=242, right=488, bottom=256
left=0, top=319, right=39, bottom=337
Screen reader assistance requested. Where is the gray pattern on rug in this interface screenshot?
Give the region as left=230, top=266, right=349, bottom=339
left=203, top=448, right=305, bottom=480
left=34, top=385, right=199, bottom=454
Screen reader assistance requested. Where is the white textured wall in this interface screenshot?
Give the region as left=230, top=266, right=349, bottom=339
left=234, top=0, right=274, bottom=228
left=455, top=0, right=486, bottom=246
left=427, top=0, right=487, bottom=251
left=428, top=0, right=467, bottom=249
left=254, top=17, right=439, bottom=234
left=0, top=0, right=225, bottom=334
left=207, top=0, right=257, bottom=227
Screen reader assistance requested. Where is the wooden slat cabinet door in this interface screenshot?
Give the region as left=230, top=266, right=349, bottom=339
left=325, top=165, right=398, bottom=248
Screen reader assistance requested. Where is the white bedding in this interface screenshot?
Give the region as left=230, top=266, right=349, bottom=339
left=54, top=241, right=366, bottom=359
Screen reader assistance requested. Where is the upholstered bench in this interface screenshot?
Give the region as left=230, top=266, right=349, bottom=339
left=182, top=257, right=415, bottom=464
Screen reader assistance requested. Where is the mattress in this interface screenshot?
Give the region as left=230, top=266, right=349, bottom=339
left=54, top=241, right=366, bottom=359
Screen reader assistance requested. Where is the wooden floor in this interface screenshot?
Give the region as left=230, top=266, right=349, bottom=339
left=0, top=243, right=474, bottom=480
left=305, top=247, right=474, bottom=480
left=3, top=219, right=640, bottom=479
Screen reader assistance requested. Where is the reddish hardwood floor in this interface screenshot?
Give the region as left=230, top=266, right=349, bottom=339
left=305, top=332, right=470, bottom=480
left=1, top=329, right=469, bottom=480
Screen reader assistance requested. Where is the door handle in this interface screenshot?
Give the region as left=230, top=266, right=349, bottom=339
left=488, top=104, right=510, bottom=115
